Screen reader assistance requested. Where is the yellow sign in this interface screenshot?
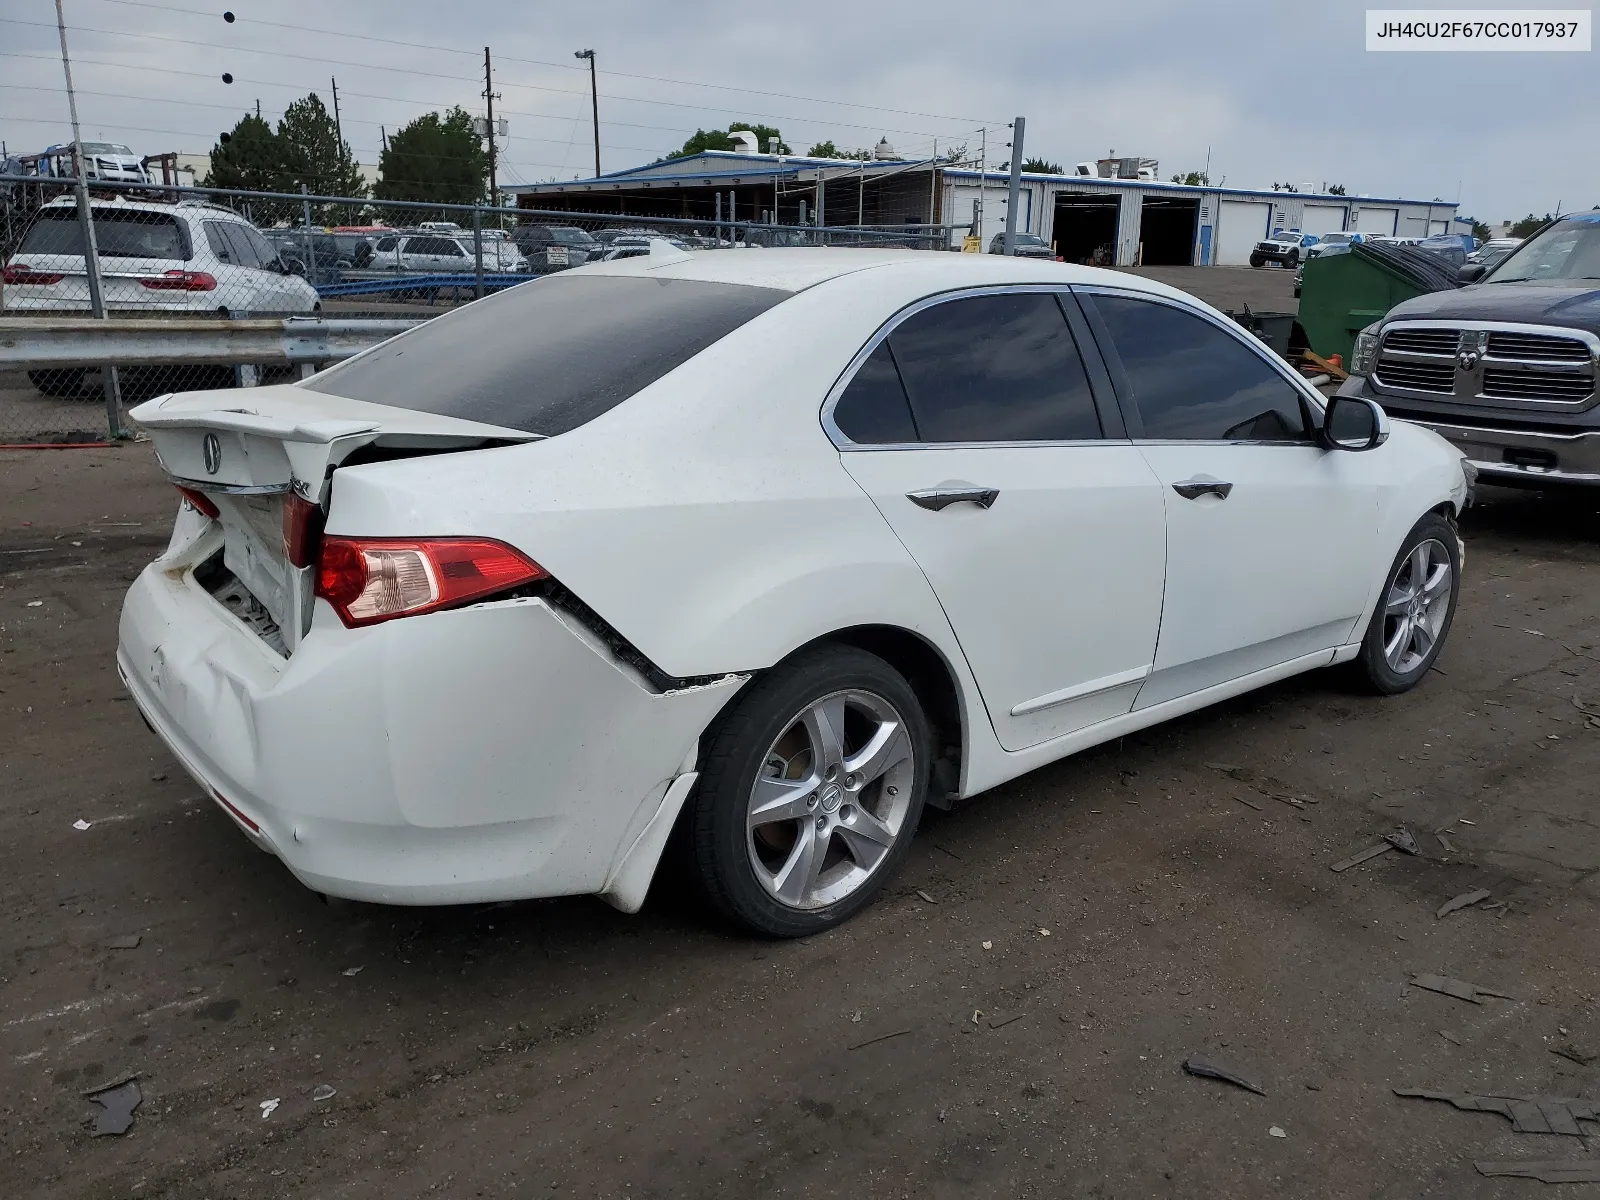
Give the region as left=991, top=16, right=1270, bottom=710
left=961, top=235, right=981, bottom=254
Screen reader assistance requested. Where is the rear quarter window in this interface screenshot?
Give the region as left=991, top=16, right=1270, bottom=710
left=303, top=274, right=790, bottom=435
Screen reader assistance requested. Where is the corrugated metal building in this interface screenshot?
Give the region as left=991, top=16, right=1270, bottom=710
left=945, top=169, right=1465, bottom=266
left=504, top=151, right=1465, bottom=267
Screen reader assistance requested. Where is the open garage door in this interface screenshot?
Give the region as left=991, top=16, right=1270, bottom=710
left=1216, top=200, right=1270, bottom=265
left=1138, top=196, right=1199, bottom=265
left=1302, top=203, right=1347, bottom=237
left=1052, top=193, right=1120, bottom=265
left=1355, top=207, right=1398, bottom=235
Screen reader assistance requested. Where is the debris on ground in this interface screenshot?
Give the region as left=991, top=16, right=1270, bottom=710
left=1436, top=889, right=1491, bottom=919
left=846, top=1028, right=911, bottom=1052
left=341, top=966, right=364, bottom=977
left=1268, top=1125, right=1287, bottom=1138
left=259, top=1098, right=280, bottom=1119
left=1230, top=794, right=1264, bottom=812
left=1394, top=1089, right=1600, bottom=1135
left=1385, top=828, right=1421, bottom=855
left=312, top=1084, right=337, bottom=1102
left=988, top=1014, right=1025, bottom=1030
left=914, top=889, right=938, bottom=905
left=1439, top=1030, right=1463, bottom=1046
left=72, top=820, right=92, bottom=831
left=981, top=941, right=992, bottom=950
left=1183, top=1056, right=1267, bottom=1096
left=1475, top=1160, right=1600, bottom=1184
left=1550, top=1045, right=1598, bottom=1067
left=1331, top=842, right=1393, bottom=872
left=1436, top=833, right=1457, bottom=854
left=105, top=934, right=142, bottom=950
left=83, top=1076, right=142, bottom=1137
left=1409, top=974, right=1517, bottom=1004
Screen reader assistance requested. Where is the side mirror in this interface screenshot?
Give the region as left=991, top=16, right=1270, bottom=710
left=1456, top=262, right=1486, bottom=284
left=1321, top=395, right=1389, bottom=452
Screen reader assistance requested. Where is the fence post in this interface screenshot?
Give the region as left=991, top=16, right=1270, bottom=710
left=714, top=191, right=722, bottom=247
left=300, top=184, right=313, bottom=282
left=472, top=208, right=485, bottom=300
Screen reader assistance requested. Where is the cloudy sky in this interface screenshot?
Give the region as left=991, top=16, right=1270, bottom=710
left=2, top=0, right=1595, bottom=223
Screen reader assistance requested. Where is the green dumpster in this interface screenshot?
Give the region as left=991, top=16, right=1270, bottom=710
left=1296, top=246, right=1443, bottom=364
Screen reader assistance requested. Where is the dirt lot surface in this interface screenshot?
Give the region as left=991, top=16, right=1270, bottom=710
left=5, top=271, right=1600, bottom=1198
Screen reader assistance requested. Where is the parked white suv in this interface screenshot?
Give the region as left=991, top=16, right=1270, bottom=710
left=367, top=232, right=528, bottom=273
left=2, top=196, right=319, bottom=317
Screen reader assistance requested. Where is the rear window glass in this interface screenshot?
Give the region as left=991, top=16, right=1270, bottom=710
left=19, top=207, right=188, bottom=260
left=304, top=274, right=789, bottom=435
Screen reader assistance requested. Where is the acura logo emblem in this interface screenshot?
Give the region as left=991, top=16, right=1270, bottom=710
left=202, top=433, right=222, bottom=475
left=1457, top=349, right=1481, bottom=370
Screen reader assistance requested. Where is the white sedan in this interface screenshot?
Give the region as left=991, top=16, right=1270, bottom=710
left=119, top=247, right=1470, bottom=936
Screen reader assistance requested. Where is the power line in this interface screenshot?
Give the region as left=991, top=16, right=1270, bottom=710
left=0, top=17, right=983, bottom=141
left=84, top=0, right=1009, bottom=126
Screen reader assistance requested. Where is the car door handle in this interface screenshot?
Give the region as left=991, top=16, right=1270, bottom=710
left=1171, top=479, right=1234, bottom=501
left=906, top=487, right=1000, bottom=512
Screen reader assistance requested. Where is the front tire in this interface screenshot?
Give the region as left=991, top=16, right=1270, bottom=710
left=688, top=645, right=932, bottom=937
left=1353, top=513, right=1460, bottom=694
left=1249, top=254, right=1265, bottom=268
left=1286, top=251, right=1300, bottom=268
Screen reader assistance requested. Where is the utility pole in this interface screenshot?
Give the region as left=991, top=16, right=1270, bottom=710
left=255, top=98, right=260, bottom=119
left=54, top=0, right=121, bottom=438
left=1002, top=116, right=1025, bottom=255
left=574, top=50, right=600, bottom=178
left=330, top=77, right=343, bottom=149
left=975, top=126, right=987, bottom=244
left=482, top=47, right=499, bottom=208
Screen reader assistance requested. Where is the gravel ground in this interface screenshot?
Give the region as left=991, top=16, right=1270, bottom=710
left=3, top=270, right=1600, bottom=1197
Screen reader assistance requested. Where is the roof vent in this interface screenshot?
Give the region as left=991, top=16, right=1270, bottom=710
left=873, top=137, right=901, bottom=161
left=728, top=130, right=760, bottom=155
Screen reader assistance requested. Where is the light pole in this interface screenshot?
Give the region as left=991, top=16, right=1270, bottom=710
left=574, top=49, right=600, bottom=178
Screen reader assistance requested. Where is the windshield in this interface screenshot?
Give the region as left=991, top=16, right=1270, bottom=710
left=304, top=274, right=789, bottom=435
left=18, top=207, right=187, bottom=260
left=550, top=228, right=595, bottom=246
left=1487, top=218, right=1600, bottom=283
left=1319, top=233, right=1351, bottom=244
left=81, top=142, right=134, bottom=156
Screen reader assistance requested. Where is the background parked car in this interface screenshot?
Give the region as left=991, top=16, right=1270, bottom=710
left=512, top=224, right=597, bottom=270
left=1468, top=237, right=1521, bottom=270
left=3, top=195, right=317, bottom=395
left=269, top=230, right=348, bottom=283
left=1251, top=230, right=1315, bottom=268
left=987, top=232, right=1056, bottom=259
left=595, top=235, right=691, bottom=261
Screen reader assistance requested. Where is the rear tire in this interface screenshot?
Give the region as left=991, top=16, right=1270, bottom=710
left=27, top=368, right=87, bottom=398
left=1352, top=513, right=1460, bottom=694
left=688, top=645, right=931, bottom=937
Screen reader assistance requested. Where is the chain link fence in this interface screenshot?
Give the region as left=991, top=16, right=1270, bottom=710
left=1, top=174, right=969, bottom=443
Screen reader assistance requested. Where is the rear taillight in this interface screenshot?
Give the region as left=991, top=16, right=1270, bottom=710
left=281, top=494, right=324, bottom=569
left=140, top=269, right=218, bottom=292
left=174, top=484, right=219, bottom=519
left=2, top=263, right=65, bottom=285
left=314, top=537, right=546, bottom=627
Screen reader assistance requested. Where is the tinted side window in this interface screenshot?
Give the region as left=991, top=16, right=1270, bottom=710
left=886, top=292, right=1102, bottom=443
left=240, top=225, right=281, bottom=268
left=1091, top=295, right=1308, bottom=441
left=220, top=224, right=262, bottom=269
left=833, top=341, right=918, bottom=444
left=435, top=239, right=466, bottom=257
left=203, top=221, right=235, bottom=263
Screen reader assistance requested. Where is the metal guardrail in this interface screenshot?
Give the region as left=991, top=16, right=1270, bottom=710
left=0, top=315, right=420, bottom=368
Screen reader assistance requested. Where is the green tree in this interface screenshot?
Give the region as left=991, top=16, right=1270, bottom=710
left=275, top=93, right=366, bottom=219
left=1509, top=213, right=1553, bottom=238
left=203, top=113, right=282, bottom=192
left=1169, top=170, right=1209, bottom=186
left=663, top=123, right=785, bottom=159
left=376, top=108, right=489, bottom=207
left=1023, top=157, right=1063, bottom=174
left=806, top=140, right=870, bottom=160
left=1462, top=217, right=1492, bottom=242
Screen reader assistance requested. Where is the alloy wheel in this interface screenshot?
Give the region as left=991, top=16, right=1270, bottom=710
left=745, top=689, right=917, bottom=911
left=1382, top=538, right=1453, bottom=675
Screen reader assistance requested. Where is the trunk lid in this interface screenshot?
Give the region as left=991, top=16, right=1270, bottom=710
left=132, top=384, right=540, bottom=651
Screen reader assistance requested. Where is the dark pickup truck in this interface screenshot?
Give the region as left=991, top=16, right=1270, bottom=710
left=1337, top=213, right=1600, bottom=488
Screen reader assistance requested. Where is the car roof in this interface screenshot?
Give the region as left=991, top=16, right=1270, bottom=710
left=575, top=246, right=1192, bottom=301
